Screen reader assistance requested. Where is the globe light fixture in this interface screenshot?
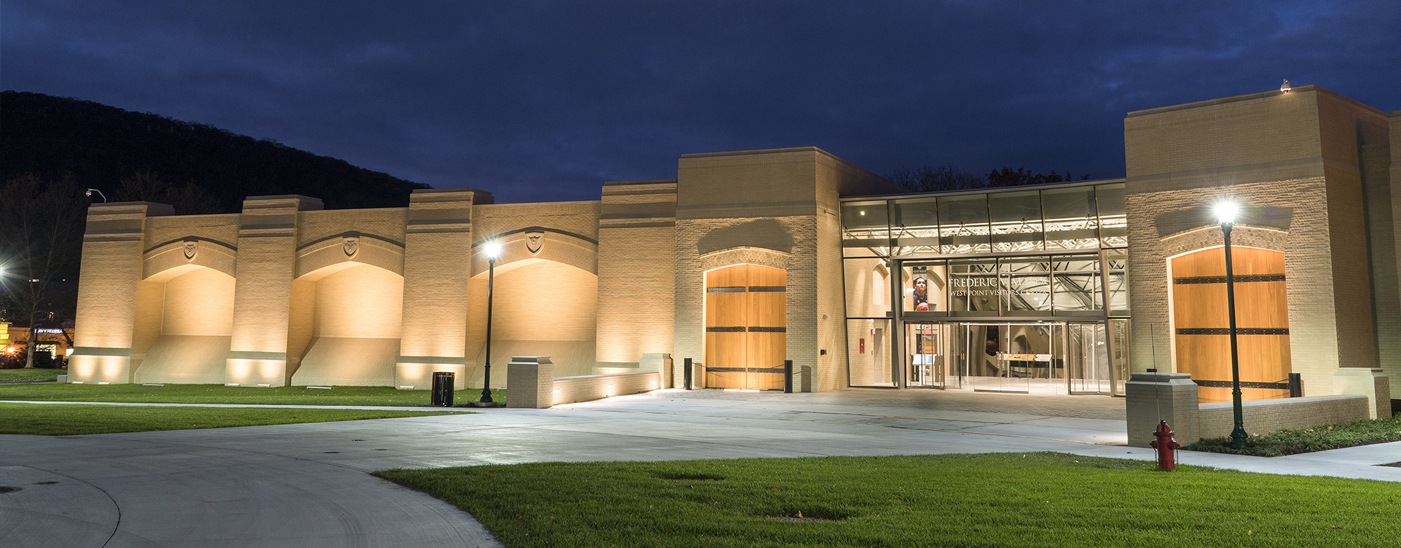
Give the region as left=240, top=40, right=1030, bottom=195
left=1216, top=200, right=1248, bottom=449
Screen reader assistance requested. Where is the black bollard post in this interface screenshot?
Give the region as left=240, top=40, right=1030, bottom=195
left=784, top=360, right=793, bottom=393
left=684, top=358, right=693, bottom=390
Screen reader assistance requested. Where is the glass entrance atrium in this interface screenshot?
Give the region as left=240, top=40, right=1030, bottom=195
left=842, top=181, right=1132, bottom=395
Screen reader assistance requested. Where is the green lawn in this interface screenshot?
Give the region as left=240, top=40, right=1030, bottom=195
left=0, top=402, right=461, bottom=435
left=0, top=368, right=64, bottom=382
left=377, top=453, right=1401, bottom=547
left=0, top=382, right=501, bottom=407
left=1185, top=413, right=1401, bottom=457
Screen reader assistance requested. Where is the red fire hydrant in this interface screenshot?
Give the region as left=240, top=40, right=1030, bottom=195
left=1149, top=420, right=1179, bottom=471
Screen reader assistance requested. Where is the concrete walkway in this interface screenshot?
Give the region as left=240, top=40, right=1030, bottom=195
left=3, top=388, right=1399, bottom=547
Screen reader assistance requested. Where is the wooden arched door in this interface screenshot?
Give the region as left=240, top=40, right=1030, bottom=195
left=1170, top=246, right=1290, bottom=402
left=704, top=264, right=786, bottom=389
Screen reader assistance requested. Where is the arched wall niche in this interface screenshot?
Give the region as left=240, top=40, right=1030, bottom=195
left=470, top=228, right=598, bottom=277
left=464, top=258, right=599, bottom=387
left=295, top=232, right=405, bottom=279
left=131, top=265, right=235, bottom=384
left=287, top=262, right=405, bottom=387
left=142, top=238, right=237, bottom=281
left=698, top=246, right=791, bottom=272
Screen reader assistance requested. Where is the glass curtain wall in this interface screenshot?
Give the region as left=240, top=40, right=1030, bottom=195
left=842, top=181, right=1132, bottom=393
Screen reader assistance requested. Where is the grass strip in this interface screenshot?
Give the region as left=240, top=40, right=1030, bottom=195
left=0, top=368, right=64, bottom=382
left=377, top=453, right=1401, bottom=547
left=1184, top=414, right=1401, bottom=457
left=0, top=382, right=501, bottom=407
left=0, top=402, right=461, bottom=435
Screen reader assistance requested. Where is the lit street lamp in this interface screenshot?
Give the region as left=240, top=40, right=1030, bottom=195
left=476, top=240, right=502, bottom=406
left=85, top=188, right=107, bottom=202
left=1215, top=201, right=1248, bottom=450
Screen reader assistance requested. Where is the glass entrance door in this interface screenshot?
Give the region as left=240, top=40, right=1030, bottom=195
left=960, top=323, right=1065, bottom=394
left=905, top=323, right=945, bottom=388
left=1067, top=322, right=1112, bottom=394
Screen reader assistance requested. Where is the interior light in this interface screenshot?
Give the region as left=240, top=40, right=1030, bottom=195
left=859, top=210, right=865, bottom=216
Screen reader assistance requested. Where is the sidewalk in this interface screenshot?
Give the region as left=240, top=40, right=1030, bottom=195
left=3, top=388, right=1398, bottom=547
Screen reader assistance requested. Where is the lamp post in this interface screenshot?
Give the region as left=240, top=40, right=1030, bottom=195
left=85, top=189, right=107, bottom=202
left=1215, top=201, right=1248, bottom=450
left=477, top=240, right=502, bottom=405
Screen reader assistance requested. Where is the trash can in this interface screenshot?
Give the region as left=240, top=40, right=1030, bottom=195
left=431, top=371, right=454, bottom=407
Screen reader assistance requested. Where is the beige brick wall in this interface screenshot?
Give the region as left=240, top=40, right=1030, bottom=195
left=552, top=371, right=661, bottom=405
left=596, top=180, right=677, bottom=367
left=1124, top=86, right=1384, bottom=397
left=395, top=188, right=481, bottom=389
left=675, top=148, right=893, bottom=391
left=70, top=202, right=173, bottom=383
left=1387, top=111, right=1401, bottom=399
left=225, top=195, right=322, bottom=386
left=313, top=264, right=404, bottom=338
left=162, top=268, right=236, bottom=336
left=1198, top=395, right=1370, bottom=439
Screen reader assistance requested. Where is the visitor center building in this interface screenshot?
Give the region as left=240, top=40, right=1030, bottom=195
left=68, top=85, right=1400, bottom=411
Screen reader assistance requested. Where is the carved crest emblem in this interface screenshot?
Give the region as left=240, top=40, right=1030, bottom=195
left=525, top=231, right=544, bottom=254
left=343, top=235, right=360, bottom=258
left=182, top=240, right=198, bottom=261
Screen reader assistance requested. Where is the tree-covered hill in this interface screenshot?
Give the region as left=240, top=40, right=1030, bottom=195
left=1, top=91, right=430, bottom=214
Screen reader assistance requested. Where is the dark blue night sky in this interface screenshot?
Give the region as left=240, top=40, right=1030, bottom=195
left=4, top=1, right=1397, bottom=203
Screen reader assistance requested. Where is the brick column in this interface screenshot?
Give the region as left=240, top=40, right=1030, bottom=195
left=506, top=356, right=554, bottom=408
left=1125, top=372, right=1201, bottom=447
left=69, top=202, right=174, bottom=383
left=394, top=188, right=488, bottom=389
left=1333, top=368, right=1393, bottom=419
left=224, top=195, right=322, bottom=386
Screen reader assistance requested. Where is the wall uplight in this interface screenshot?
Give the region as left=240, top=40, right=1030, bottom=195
left=1280, top=79, right=1291, bottom=93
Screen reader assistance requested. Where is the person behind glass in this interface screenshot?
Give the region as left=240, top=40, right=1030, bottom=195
left=913, top=275, right=930, bottom=311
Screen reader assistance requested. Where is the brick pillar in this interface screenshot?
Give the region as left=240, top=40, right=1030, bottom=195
left=69, top=202, right=174, bottom=383
left=506, top=356, right=555, bottom=409
left=394, top=188, right=488, bottom=390
left=1333, top=368, right=1393, bottom=419
left=224, top=195, right=322, bottom=386
left=1125, top=372, right=1201, bottom=447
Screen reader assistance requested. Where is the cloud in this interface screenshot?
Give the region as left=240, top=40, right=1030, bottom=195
left=4, top=0, right=1397, bottom=203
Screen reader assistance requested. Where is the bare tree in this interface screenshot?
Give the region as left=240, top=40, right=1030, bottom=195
left=115, top=169, right=221, bottom=215
left=887, top=165, right=987, bottom=192
left=0, top=173, right=88, bottom=368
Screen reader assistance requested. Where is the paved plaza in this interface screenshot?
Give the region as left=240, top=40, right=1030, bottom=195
left=3, top=388, right=1399, bottom=547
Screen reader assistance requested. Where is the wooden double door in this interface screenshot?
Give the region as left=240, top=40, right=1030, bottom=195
left=704, top=264, right=786, bottom=389
left=1171, top=246, right=1291, bottom=402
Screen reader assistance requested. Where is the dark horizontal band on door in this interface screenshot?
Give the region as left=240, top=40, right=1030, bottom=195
left=706, top=286, right=787, bottom=293
left=705, top=367, right=787, bottom=373
left=1174, top=275, right=1286, bottom=284
left=706, top=326, right=787, bottom=332
left=1193, top=379, right=1292, bottom=389
left=1176, top=328, right=1289, bottom=335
